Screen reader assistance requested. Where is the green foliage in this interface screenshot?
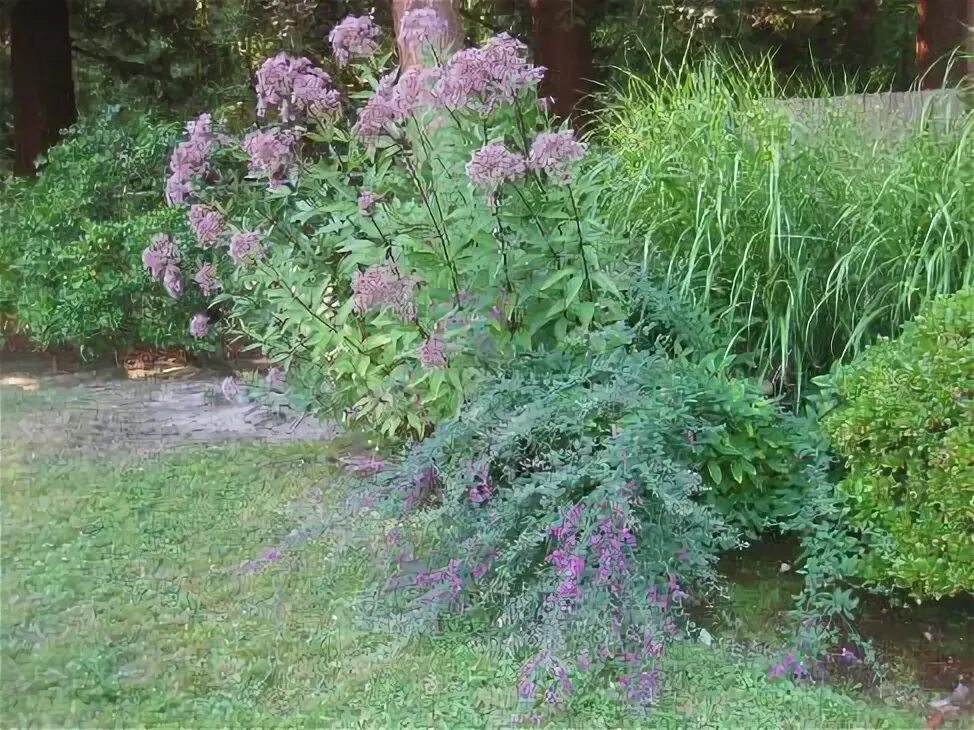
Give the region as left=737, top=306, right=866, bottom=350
left=600, top=54, right=974, bottom=398
left=627, top=280, right=830, bottom=536
left=819, top=289, right=974, bottom=599
left=0, top=108, right=208, bottom=353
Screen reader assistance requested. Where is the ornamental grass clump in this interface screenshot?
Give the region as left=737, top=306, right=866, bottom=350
left=143, top=15, right=624, bottom=437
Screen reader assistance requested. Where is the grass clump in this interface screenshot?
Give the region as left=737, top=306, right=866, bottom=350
left=600, top=53, right=974, bottom=397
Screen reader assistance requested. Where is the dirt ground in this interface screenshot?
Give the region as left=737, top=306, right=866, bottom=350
left=0, top=355, right=339, bottom=459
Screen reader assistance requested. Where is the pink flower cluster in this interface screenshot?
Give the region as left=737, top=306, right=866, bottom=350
left=354, top=69, right=440, bottom=140
left=193, top=263, right=220, bottom=296
left=165, top=113, right=218, bottom=207
left=419, top=334, right=447, bottom=369
left=241, top=127, right=300, bottom=188
left=188, top=204, right=224, bottom=247
left=163, top=265, right=183, bottom=298
left=466, top=141, right=527, bottom=204
left=142, top=233, right=180, bottom=279
left=589, top=507, right=636, bottom=594
left=329, top=15, right=381, bottom=67
left=398, top=8, right=449, bottom=54
left=229, top=231, right=264, bottom=266
left=436, top=33, right=545, bottom=113
left=528, top=130, right=587, bottom=184
left=357, top=189, right=381, bottom=215
left=255, top=53, right=340, bottom=122
left=189, top=313, right=209, bottom=338
left=351, top=263, right=417, bottom=321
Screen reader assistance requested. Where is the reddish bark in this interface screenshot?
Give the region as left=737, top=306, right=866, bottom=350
left=10, top=0, right=78, bottom=176
left=391, top=0, right=463, bottom=68
left=916, top=0, right=972, bottom=88
left=529, top=0, right=596, bottom=124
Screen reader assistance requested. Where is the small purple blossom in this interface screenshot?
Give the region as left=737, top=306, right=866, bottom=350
left=193, top=263, right=221, bottom=296
left=262, top=548, right=282, bottom=562
left=142, top=233, right=179, bottom=279
left=839, top=647, right=859, bottom=665
left=419, top=334, right=447, bottom=369
left=221, top=376, right=240, bottom=401
left=163, top=264, right=183, bottom=298
left=528, top=130, right=587, bottom=184
left=329, top=15, right=381, bottom=66
left=358, top=189, right=381, bottom=215
left=354, top=72, right=399, bottom=141
left=188, top=204, right=224, bottom=247
left=189, top=313, right=209, bottom=338
left=466, top=142, right=526, bottom=203
left=229, top=231, right=264, bottom=266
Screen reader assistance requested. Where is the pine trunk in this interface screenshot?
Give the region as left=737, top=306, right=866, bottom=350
left=10, top=0, right=78, bottom=176
left=916, top=0, right=972, bottom=89
left=391, top=0, right=463, bottom=69
left=529, top=0, right=595, bottom=124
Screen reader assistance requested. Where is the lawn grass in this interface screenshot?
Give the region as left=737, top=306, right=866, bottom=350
left=0, top=396, right=929, bottom=727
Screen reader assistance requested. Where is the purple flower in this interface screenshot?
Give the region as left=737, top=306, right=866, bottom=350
left=466, top=142, right=526, bottom=203
left=435, top=34, right=544, bottom=113
left=419, top=335, right=447, bottom=369
left=188, top=205, right=224, bottom=247
left=577, top=653, right=591, bottom=671
left=358, top=190, right=381, bottom=215
left=398, top=8, right=449, bottom=54
left=517, top=678, right=535, bottom=700
left=265, top=365, right=286, bottom=391
left=528, top=130, right=587, bottom=184
left=229, top=231, right=264, bottom=266
left=193, top=263, right=221, bottom=296
left=163, top=264, right=183, bottom=298
left=351, top=263, right=417, bottom=321
left=256, top=53, right=338, bottom=122
left=189, top=313, right=209, bottom=338
left=839, top=647, right=859, bottom=665
left=392, top=66, right=442, bottom=117
left=354, top=72, right=399, bottom=141
left=221, top=376, right=240, bottom=401
left=262, top=548, right=282, bottom=562
left=241, top=127, right=299, bottom=187
left=142, top=233, right=179, bottom=279
left=165, top=113, right=218, bottom=207
left=329, top=15, right=381, bottom=66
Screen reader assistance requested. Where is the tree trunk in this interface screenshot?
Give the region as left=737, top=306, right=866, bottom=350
left=10, top=0, right=77, bottom=176
left=916, top=0, right=971, bottom=89
left=529, top=0, right=596, bottom=124
left=391, top=0, right=463, bottom=68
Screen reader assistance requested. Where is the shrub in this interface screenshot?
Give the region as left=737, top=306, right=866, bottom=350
left=344, top=331, right=740, bottom=719
left=0, top=107, right=210, bottom=354
left=600, top=54, right=974, bottom=398
left=152, top=19, right=625, bottom=437
left=820, top=288, right=974, bottom=598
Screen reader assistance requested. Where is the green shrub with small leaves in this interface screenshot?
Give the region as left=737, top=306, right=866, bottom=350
left=0, top=107, right=209, bottom=354
left=820, top=288, right=974, bottom=598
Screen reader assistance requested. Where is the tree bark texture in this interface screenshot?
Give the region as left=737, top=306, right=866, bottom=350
left=916, top=0, right=972, bottom=88
left=391, top=0, right=463, bottom=69
left=10, top=0, right=78, bottom=175
left=529, top=0, right=596, bottom=124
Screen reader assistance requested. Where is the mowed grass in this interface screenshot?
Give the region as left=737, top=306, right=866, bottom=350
left=0, top=389, right=927, bottom=728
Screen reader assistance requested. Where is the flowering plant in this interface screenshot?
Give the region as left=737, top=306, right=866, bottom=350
left=145, top=13, right=624, bottom=436
left=346, top=335, right=740, bottom=719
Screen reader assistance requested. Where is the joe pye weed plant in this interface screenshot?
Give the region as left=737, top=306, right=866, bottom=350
left=144, top=11, right=624, bottom=439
